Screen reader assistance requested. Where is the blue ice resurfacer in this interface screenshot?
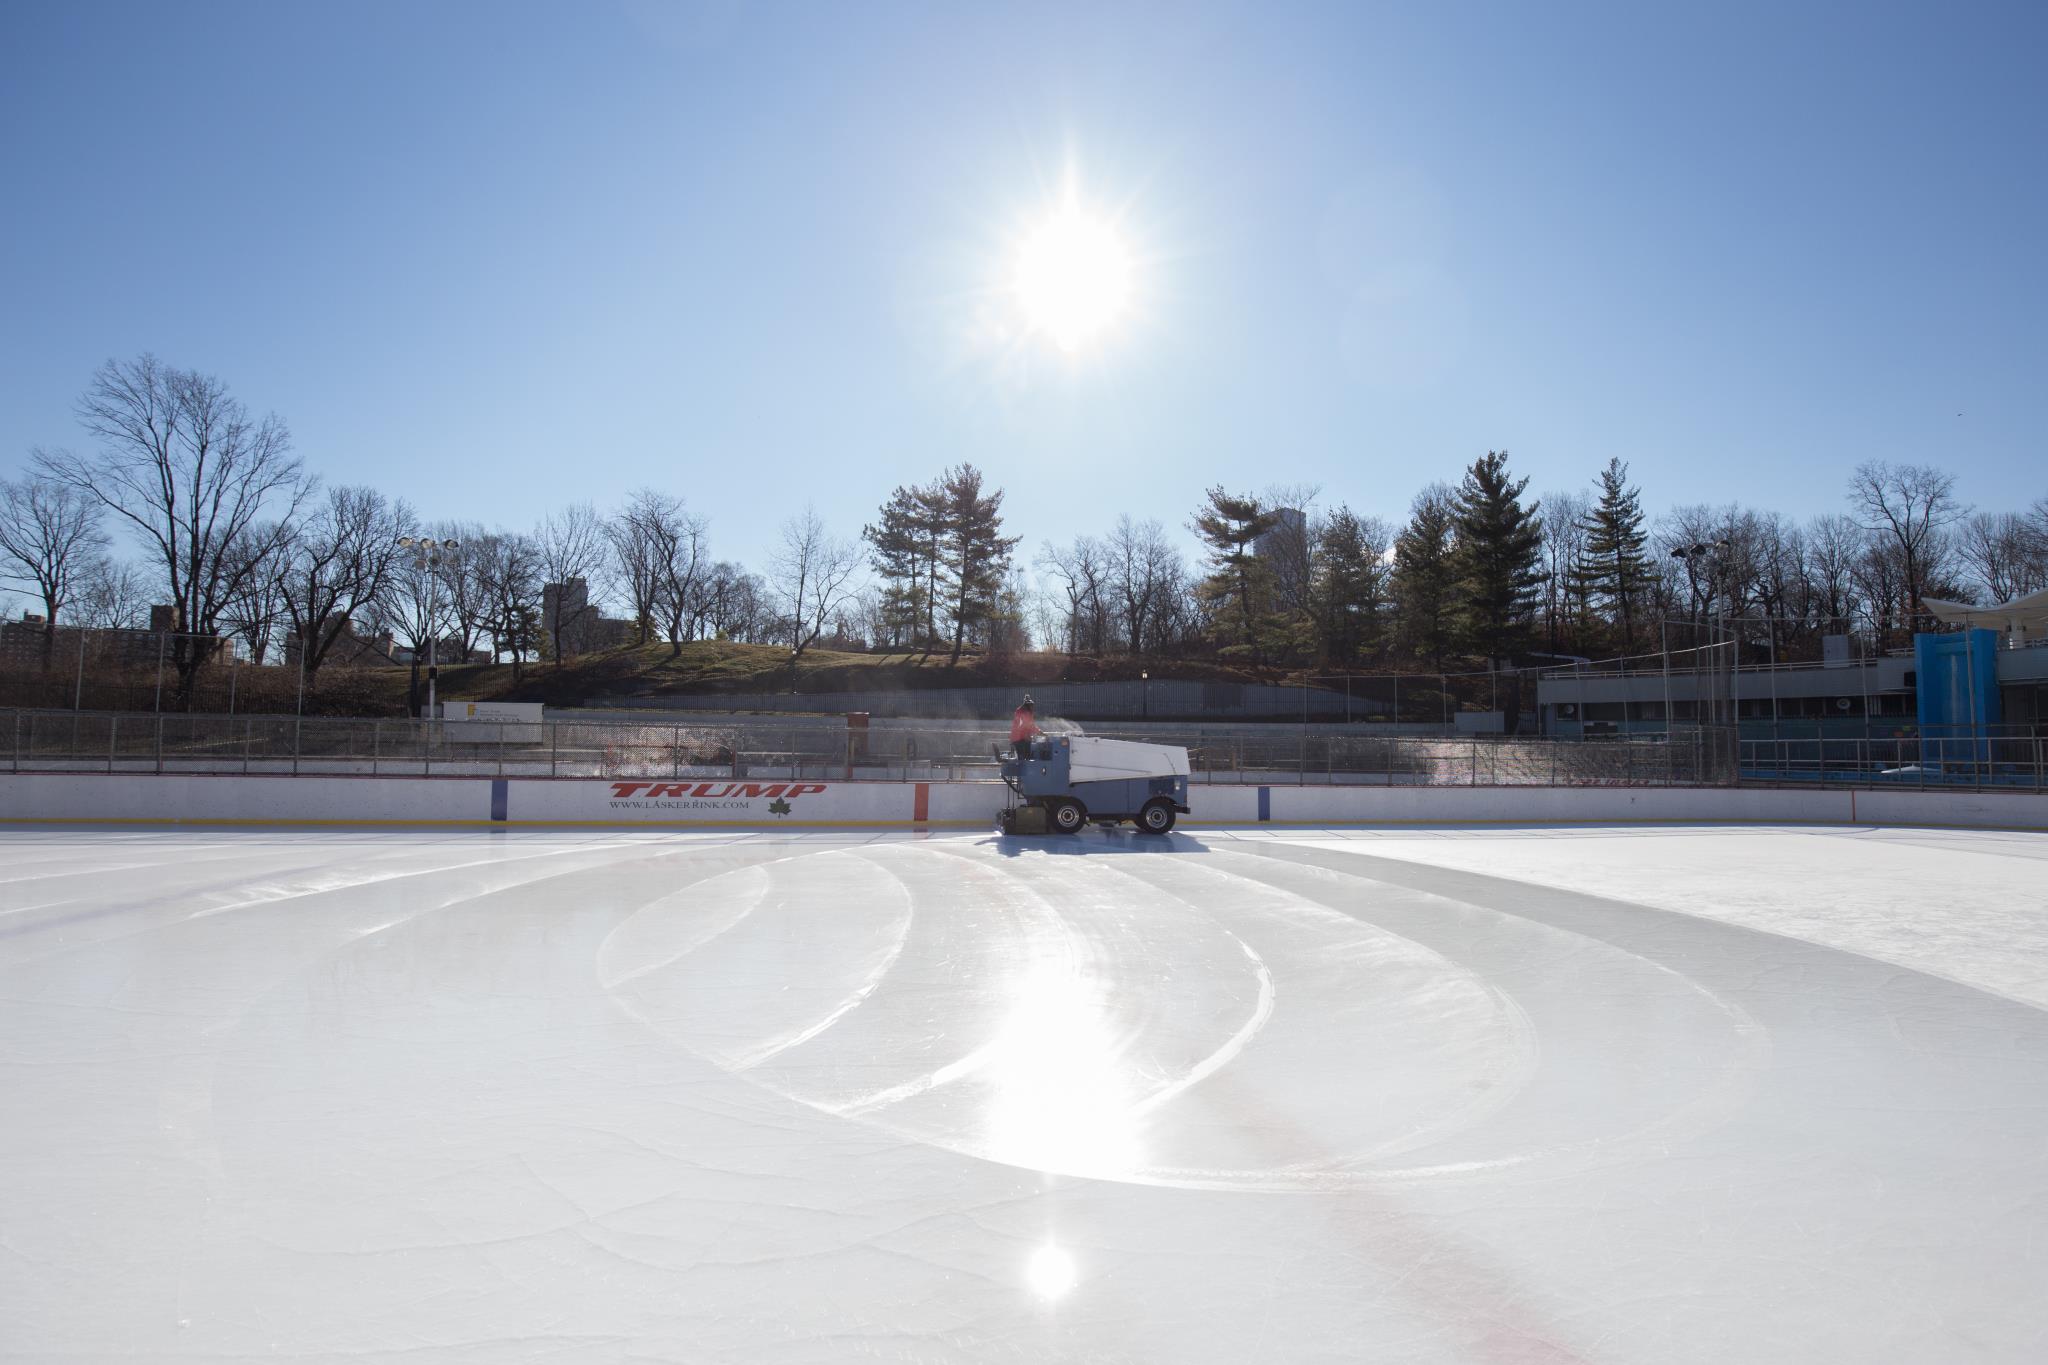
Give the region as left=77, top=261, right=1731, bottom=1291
left=997, top=734, right=1192, bottom=835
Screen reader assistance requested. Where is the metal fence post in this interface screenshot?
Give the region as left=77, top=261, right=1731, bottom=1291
left=107, top=714, right=116, bottom=773
left=372, top=718, right=381, bottom=775
left=673, top=725, right=682, bottom=780
left=550, top=721, right=559, bottom=778
left=1469, top=738, right=1477, bottom=786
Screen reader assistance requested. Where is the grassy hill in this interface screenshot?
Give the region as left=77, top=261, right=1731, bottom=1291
left=5, top=639, right=1475, bottom=719
left=431, top=641, right=1273, bottom=710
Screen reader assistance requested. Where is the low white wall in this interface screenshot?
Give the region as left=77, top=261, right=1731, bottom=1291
left=1262, top=785, right=1854, bottom=825
left=0, top=773, right=2042, bottom=831
left=0, top=772, right=495, bottom=825
left=1850, top=787, right=2048, bottom=830
left=512, top=777, right=921, bottom=825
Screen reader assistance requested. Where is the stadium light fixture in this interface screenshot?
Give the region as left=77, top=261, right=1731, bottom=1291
left=399, top=537, right=461, bottom=723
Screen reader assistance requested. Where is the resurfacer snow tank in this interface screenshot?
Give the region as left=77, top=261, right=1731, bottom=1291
left=997, top=734, right=1192, bottom=835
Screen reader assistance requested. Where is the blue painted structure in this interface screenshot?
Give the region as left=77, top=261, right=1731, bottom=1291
left=1916, top=629, right=2001, bottom=763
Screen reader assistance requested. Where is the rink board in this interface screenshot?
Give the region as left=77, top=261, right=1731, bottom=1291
left=1, top=771, right=2046, bottom=830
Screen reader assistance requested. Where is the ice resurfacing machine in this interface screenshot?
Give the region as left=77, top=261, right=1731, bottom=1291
left=998, top=734, right=1192, bottom=835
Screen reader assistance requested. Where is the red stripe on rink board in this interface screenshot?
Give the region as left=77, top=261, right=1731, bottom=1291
left=913, top=782, right=929, bottom=822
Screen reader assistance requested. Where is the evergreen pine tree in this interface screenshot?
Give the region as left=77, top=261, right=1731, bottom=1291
left=1450, top=450, right=1546, bottom=660
left=1391, top=485, right=1459, bottom=671
left=1190, top=487, right=1280, bottom=662
left=1577, top=457, right=1651, bottom=651
left=933, top=464, right=1021, bottom=665
left=861, top=481, right=944, bottom=654
left=1313, top=506, right=1390, bottom=666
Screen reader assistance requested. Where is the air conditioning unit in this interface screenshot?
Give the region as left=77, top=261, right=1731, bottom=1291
left=1835, top=698, right=1853, bottom=712
left=1558, top=703, right=1578, bottom=719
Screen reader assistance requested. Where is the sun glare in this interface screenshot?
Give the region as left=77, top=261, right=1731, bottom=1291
left=1014, top=202, right=1133, bottom=353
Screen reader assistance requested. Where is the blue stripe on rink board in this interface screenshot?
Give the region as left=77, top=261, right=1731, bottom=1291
left=490, top=779, right=508, bottom=822
left=1257, top=785, right=1270, bottom=822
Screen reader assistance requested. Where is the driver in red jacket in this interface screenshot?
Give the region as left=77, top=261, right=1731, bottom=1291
left=1010, top=696, right=1044, bottom=761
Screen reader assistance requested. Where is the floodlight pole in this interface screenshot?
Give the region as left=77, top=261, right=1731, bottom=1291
left=1660, top=619, right=1673, bottom=739
left=1672, top=539, right=1736, bottom=733
left=399, top=536, right=460, bottom=735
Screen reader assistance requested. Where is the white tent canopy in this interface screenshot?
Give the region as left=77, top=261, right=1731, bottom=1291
left=1923, top=587, right=2048, bottom=644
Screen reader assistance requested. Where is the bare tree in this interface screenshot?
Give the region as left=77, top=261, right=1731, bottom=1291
left=0, top=471, right=107, bottom=667
left=431, top=522, right=491, bottom=658
left=606, top=490, right=667, bottom=646
left=1107, top=516, right=1180, bottom=655
left=1848, top=461, right=1965, bottom=632
left=274, top=486, right=413, bottom=677
left=536, top=502, right=609, bottom=663
left=1260, top=483, right=1322, bottom=621
left=1037, top=535, right=1108, bottom=654
left=1537, top=490, right=1589, bottom=652
left=72, top=559, right=152, bottom=631
left=1958, top=512, right=2048, bottom=602
left=698, top=561, right=767, bottom=641
left=1657, top=504, right=1752, bottom=621
left=39, top=355, right=311, bottom=704
left=473, top=530, right=544, bottom=679
left=216, top=526, right=291, bottom=663
left=1853, top=537, right=1911, bottom=645
left=1806, top=514, right=1868, bottom=628
left=771, top=506, right=861, bottom=659
left=647, top=499, right=710, bottom=655
left=364, top=527, right=462, bottom=714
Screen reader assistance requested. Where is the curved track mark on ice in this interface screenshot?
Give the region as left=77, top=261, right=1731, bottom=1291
left=819, top=842, right=1083, bottom=1118
left=723, top=848, right=918, bottom=1072
left=1129, top=929, right=1275, bottom=1118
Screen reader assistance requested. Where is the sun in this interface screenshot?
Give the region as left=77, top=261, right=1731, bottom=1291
left=1013, top=201, right=1133, bottom=353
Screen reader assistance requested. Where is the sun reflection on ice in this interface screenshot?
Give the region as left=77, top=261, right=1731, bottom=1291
left=1026, top=1244, right=1078, bottom=1300
left=982, top=963, right=1143, bottom=1179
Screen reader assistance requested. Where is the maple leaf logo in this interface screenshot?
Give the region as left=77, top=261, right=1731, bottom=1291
left=768, top=797, right=792, bottom=816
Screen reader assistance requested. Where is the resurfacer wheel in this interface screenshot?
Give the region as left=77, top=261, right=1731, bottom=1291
left=1050, top=800, right=1086, bottom=834
left=1138, top=800, right=1176, bottom=834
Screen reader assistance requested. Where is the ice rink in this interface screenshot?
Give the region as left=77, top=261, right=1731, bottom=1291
left=4, top=822, right=2047, bottom=1363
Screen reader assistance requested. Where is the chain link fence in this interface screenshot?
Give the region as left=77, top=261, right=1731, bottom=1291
left=0, top=627, right=409, bottom=716
left=1741, top=730, right=2048, bottom=790
left=2, top=708, right=1737, bottom=787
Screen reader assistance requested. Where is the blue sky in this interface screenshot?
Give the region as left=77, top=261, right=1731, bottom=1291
left=2, top=0, right=2042, bottom=580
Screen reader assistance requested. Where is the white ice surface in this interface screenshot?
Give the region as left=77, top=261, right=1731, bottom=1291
left=1293, top=824, right=2048, bottom=1010
left=2, top=824, right=2045, bottom=1363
